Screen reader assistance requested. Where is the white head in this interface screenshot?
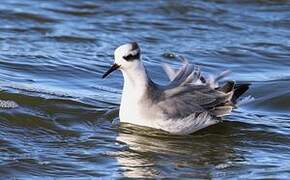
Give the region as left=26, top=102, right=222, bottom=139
left=102, top=42, right=142, bottom=78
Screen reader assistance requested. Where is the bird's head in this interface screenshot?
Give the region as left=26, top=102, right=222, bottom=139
left=102, top=42, right=141, bottom=78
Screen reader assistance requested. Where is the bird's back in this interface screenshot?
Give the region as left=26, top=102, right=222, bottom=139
left=139, top=62, right=249, bottom=134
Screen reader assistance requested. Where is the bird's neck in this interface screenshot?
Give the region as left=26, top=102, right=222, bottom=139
left=119, top=63, right=154, bottom=124
left=121, top=63, right=150, bottom=100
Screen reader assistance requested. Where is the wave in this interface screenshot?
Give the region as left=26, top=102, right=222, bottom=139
left=0, top=10, right=58, bottom=23
left=246, top=79, right=290, bottom=112
left=46, top=35, right=96, bottom=43
left=0, top=100, right=18, bottom=109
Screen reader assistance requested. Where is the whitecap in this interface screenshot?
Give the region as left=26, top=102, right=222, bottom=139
left=0, top=100, right=18, bottom=108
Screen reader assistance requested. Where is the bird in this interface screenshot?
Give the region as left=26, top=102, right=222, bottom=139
left=102, top=42, right=249, bottom=135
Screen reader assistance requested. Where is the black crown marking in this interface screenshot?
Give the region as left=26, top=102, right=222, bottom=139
left=123, top=51, right=140, bottom=61
left=123, top=42, right=140, bottom=61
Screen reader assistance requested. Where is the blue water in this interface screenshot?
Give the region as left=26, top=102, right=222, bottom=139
left=0, top=0, right=290, bottom=178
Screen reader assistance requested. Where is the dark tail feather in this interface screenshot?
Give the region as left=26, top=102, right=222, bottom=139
left=210, top=82, right=249, bottom=117
left=232, top=83, right=250, bottom=103
left=219, top=81, right=235, bottom=93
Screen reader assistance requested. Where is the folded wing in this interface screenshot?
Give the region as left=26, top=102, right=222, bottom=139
left=155, top=61, right=247, bottom=120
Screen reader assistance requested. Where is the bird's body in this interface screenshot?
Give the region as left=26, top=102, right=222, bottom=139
left=103, top=42, right=249, bottom=135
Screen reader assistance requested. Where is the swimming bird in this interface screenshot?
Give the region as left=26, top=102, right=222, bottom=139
left=102, top=42, right=249, bottom=135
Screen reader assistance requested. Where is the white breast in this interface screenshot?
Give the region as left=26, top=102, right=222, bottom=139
left=119, top=84, right=155, bottom=128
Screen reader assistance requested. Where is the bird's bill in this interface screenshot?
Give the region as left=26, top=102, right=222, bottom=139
left=102, top=63, right=120, bottom=78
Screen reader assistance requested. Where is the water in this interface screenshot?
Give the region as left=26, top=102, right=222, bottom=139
left=0, top=0, right=290, bottom=178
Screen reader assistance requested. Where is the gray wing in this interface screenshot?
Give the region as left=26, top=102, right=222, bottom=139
left=162, top=62, right=202, bottom=88
left=162, top=61, right=230, bottom=88
left=153, top=62, right=235, bottom=119
left=157, top=83, right=234, bottom=119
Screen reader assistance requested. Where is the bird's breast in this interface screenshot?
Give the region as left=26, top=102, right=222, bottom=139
left=119, top=89, right=157, bottom=127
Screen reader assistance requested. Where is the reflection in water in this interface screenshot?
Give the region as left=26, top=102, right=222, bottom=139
left=115, top=123, right=244, bottom=178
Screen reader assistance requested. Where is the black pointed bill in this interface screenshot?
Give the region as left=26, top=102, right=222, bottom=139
left=102, top=63, right=120, bottom=78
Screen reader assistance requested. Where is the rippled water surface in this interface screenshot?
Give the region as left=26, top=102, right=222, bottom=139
left=1, top=0, right=290, bottom=178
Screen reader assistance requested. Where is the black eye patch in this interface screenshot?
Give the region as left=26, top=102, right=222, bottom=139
left=123, top=51, right=140, bottom=61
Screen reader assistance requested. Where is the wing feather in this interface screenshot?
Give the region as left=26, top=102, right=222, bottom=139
left=150, top=61, right=238, bottom=121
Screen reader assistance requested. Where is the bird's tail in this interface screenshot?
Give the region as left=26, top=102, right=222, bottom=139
left=218, top=81, right=250, bottom=104
left=232, top=83, right=250, bottom=104
left=209, top=81, right=250, bottom=117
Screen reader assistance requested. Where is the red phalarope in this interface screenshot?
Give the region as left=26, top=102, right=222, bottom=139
left=102, top=42, right=249, bottom=135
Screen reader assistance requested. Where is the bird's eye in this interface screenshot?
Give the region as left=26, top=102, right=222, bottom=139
left=123, top=51, right=140, bottom=61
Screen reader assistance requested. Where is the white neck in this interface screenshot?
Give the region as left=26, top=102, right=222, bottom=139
left=119, top=61, right=151, bottom=123
left=121, top=62, right=149, bottom=98
left=119, top=63, right=156, bottom=125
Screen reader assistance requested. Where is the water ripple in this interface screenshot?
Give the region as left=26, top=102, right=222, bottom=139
left=1, top=0, right=290, bottom=178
